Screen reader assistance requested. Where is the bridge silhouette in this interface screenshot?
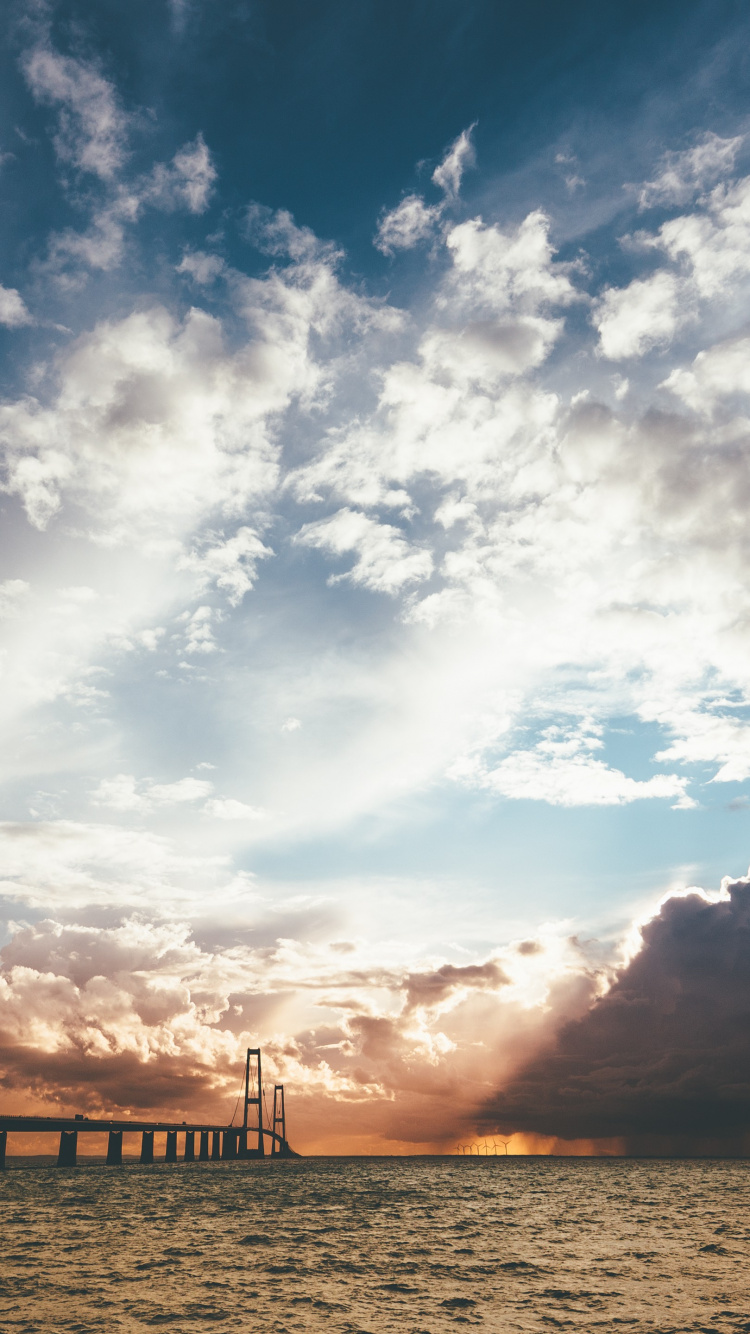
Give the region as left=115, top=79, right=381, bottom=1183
left=0, top=1048, right=299, bottom=1167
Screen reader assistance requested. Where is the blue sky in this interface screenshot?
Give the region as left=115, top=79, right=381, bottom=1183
left=2, top=0, right=750, bottom=1151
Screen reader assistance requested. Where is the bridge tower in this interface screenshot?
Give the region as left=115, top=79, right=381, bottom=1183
left=271, top=1084, right=286, bottom=1155
left=242, top=1047, right=265, bottom=1156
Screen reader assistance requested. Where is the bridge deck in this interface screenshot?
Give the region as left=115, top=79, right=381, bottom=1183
left=0, top=1116, right=258, bottom=1134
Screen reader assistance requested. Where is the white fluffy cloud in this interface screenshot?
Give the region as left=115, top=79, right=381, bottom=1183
left=374, top=126, right=476, bottom=254
left=202, top=797, right=266, bottom=820
left=451, top=723, right=693, bottom=809
left=296, top=508, right=433, bottom=593
left=179, top=527, right=272, bottom=604
left=0, top=284, right=32, bottom=327
left=1, top=303, right=279, bottom=535
left=0, top=819, right=228, bottom=911
left=375, top=194, right=442, bottom=254
left=597, top=165, right=750, bottom=362
left=639, top=132, right=744, bottom=209
left=594, top=271, right=679, bottom=359
left=661, top=333, right=750, bottom=411
left=90, top=774, right=215, bottom=813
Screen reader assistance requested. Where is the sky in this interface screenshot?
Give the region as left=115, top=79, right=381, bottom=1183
left=2, top=0, right=750, bottom=1155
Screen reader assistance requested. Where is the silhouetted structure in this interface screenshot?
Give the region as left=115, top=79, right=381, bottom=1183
left=272, top=1084, right=286, bottom=1155
left=0, top=1048, right=299, bottom=1167
left=106, top=1130, right=123, bottom=1164
left=242, top=1047, right=264, bottom=1157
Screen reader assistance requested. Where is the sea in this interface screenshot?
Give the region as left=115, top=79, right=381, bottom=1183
left=1, top=1157, right=749, bottom=1333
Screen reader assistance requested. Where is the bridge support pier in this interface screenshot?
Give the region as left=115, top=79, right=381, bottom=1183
left=221, top=1129, right=237, bottom=1160
left=211, top=1130, right=221, bottom=1160
left=237, top=1130, right=247, bottom=1158
left=0, top=1130, right=6, bottom=1169
left=199, top=1130, right=209, bottom=1160
left=140, top=1130, right=154, bottom=1164
left=58, top=1130, right=77, bottom=1167
left=184, top=1130, right=195, bottom=1161
left=166, top=1130, right=178, bottom=1163
left=106, top=1130, right=123, bottom=1165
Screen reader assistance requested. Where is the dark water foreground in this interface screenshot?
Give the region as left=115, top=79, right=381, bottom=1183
left=1, top=1157, right=749, bottom=1333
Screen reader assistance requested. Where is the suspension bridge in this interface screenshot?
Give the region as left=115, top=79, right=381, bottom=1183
left=0, top=1048, right=299, bottom=1167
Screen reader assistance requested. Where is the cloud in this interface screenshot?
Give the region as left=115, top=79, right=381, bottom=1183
left=296, top=508, right=433, bottom=593
left=41, top=207, right=132, bottom=284
left=0, top=305, right=279, bottom=535
left=244, top=204, right=331, bottom=262
left=179, top=527, right=272, bottom=604
left=597, top=160, right=750, bottom=362
left=444, top=210, right=577, bottom=315
left=594, top=271, right=680, bottom=360
left=402, top=959, right=510, bottom=1014
left=22, top=42, right=130, bottom=180
left=661, top=333, right=750, bottom=413
left=38, top=139, right=218, bottom=285
left=374, top=126, right=477, bottom=253
left=0, top=820, right=229, bottom=911
left=141, top=134, right=216, bottom=214
left=483, top=878, right=750, bottom=1150
left=177, top=250, right=226, bottom=284
left=90, top=774, right=214, bottom=813
left=202, top=798, right=265, bottom=820
left=22, top=34, right=217, bottom=287
left=178, top=605, right=217, bottom=654
left=0, top=284, right=32, bottom=327
left=91, top=777, right=265, bottom=826
left=432, top=125, right=476, bottom=199
left=656, top=175, right=750, bottom=299
left=452, top=722, right=693, bottom=808
left=0, top=579, right=30, bottom=619
left=375, top=195, right=442, bottom=254
left=639, top=132, right=744, bottom=209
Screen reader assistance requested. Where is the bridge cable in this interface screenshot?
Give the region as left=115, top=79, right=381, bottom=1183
left=228, top=1063, right=247, bottom=1127
left=262, top=1083, right=272, bottom=1133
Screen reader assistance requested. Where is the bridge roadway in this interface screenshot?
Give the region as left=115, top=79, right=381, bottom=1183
left=0, top=1114, right=297, bottom=1166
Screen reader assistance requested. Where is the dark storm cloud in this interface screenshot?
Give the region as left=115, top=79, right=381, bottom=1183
left=484, top=879, right=750, bottom=1147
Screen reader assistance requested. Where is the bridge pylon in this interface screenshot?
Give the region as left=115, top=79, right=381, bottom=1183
left=271, top=1084, right=286, bottom=1155
left=242, top=1047, right=265, bottom=1157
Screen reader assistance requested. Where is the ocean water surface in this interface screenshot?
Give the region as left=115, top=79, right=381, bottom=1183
left=1, top=1157, right=749, bottom=1332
